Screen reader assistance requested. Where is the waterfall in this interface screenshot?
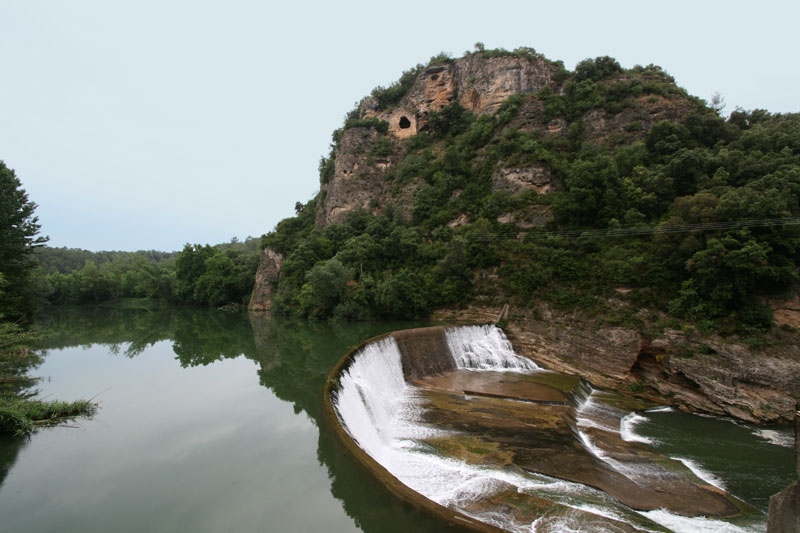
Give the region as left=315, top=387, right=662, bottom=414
left=333, top=337, right=415, bottom=464
left=444, top=324, right=538, bottom=371
left=331, top=327, right=752, bottom=533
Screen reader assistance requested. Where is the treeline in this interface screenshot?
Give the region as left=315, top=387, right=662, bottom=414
left=1, top=160, right=97, bottom=434
left=263, top=52, right=800, bottom=333
left=34, top=239, right=261, bottom=308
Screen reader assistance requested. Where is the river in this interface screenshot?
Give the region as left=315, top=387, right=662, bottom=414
left=0, top=308, right=794, bottom=532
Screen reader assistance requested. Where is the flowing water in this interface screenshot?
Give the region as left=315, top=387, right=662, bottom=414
left=0, top=309, right=794, bottom=532
left=333, top=325, right=796, bottom=533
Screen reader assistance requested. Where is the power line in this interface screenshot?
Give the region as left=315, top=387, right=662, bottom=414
left=472, top=217, right=800, bottom=240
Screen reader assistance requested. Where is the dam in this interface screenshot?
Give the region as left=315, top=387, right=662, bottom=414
left=324, top=324, right=765, bottom=532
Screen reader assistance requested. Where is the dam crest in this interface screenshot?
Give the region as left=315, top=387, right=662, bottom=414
left=325, top=325, right=761, bottom=532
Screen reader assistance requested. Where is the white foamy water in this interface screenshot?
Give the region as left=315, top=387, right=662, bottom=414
left=640, top=509, right=754, bottom=533
left=673, top=457, right=727, bottom=490
left=620, top=412, right=655, bottom=444
left=333, top=326, right=765, bottom=533
left=445, top=324, right=539, bottom=371
left=753, top=428, right=795, bottom=448
left=333, top=337, right=422, bottom=464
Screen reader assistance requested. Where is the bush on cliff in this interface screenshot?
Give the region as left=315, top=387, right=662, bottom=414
left=262, top=49, right=800, bottom=332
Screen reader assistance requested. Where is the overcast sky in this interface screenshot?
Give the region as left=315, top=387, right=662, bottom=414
left=2, top=1, right=798, bottom=252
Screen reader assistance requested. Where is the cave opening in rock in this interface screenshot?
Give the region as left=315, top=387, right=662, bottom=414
left=399, top=116, right=411, bottom=129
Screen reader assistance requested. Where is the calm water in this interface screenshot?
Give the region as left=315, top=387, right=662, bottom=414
left=0, top=308, right=457, bottom=533
left=0, top=308, right=794, bottom=532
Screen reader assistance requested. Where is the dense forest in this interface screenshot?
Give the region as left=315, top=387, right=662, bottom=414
left=0, top=162, right=259, bottom=432
left=0, top=161, right=95, bottom=433
left=2, top=47, right=799, bottom=431
left=262, top=49, right=800, bottom=335
left=31, top=238, right=260, bottom=309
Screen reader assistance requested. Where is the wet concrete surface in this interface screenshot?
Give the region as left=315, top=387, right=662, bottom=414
left=409, top=369, right=751, bottom=526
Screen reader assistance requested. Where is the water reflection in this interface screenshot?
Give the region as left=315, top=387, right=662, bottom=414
left=11, top=307, right=465, bottom=533
left=8, top=307, right=791, bottom=532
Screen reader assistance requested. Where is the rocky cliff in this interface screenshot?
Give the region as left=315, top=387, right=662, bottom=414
left=316, top=52, right=693, bottom=228
left=435, top=304, right=800, bottom=425
left=253, top=48, right=800, bottom=424
left=317, top=52, right=566, bottom=227
left=248, top=248, right=283, bottom=312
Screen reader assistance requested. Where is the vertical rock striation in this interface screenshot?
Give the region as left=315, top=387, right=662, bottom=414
left=248, top=247, right=283, bottom=312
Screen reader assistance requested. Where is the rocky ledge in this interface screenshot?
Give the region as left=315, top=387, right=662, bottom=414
left=434, top=304, right=800, bottom=425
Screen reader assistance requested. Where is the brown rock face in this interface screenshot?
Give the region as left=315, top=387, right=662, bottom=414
left=452, top=53, right=560, bottom=115
left=501, top=308, right=644, bottom=389
left=385, top=54, right=561, bottom=130
left=393, top=326, right=455, bottom=380
left=435, top=305, right=800, bottom=424
left=248, top=247, right=283, bottom=312
left=318, top=54, right=563, bottom=227
left=767, top=482, right=800, bottom=533
left=491, top=166, right=553, bottom=195
left=642, top=330, right=800, bottom=424
left=315, top=127, right=415, bottom=227
left=766, top=408, right=799, bottom=531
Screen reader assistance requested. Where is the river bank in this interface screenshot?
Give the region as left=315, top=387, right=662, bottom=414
left=433, top=303, right=800, bottom=425
left=0, top=321, right=96, bottom=435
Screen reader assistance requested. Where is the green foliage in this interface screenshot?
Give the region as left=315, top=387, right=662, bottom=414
left=36, top=238, right=260, bottom=309
left=262, top=53, right=800, bottom=334
left=427, top=102, right=472, bottom=138
left=0, top=396, right=96, bottom=436
left=0, top=161, right=48, bottom=320
left=343, top=116, right=389, bottom=134
left=297, top=258, right=352, bottom=319
left=0, top=319, right=96, bottom=435
left=174, top=244, right=258, bottom=308
left=371, top=64, right=425, bottom=110
left=319, top=153, right=335, bottom=184
left=574, top=56, right=623, bottom=82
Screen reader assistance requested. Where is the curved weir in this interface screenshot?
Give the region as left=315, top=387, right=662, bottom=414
left=325, top=325, right=759, bottom=532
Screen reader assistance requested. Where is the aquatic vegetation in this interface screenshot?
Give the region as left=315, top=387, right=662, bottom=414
left=0, top=396, right=97, bottom=436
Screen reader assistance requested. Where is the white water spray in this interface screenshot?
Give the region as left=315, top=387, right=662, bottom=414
left=333, top=337, right=419, bottom=465
left=445, top=325, right=538, bottom=371
left=620, top=412, right=654, bottom=444
left=332, top=327, right=758, bottom=533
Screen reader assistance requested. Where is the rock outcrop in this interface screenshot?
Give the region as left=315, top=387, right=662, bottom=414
left=248, top=247, right=283, bottom=312
left=318, top=53, right=564, bottom=227
left=767, top=406, right=799, bottom=531
left=435, top=304, right=800, bottom=424
left=254, top=48, right=800, bottom=427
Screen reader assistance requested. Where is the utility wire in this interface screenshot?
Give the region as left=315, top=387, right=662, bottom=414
left=472, top=217, right=800, bottom=240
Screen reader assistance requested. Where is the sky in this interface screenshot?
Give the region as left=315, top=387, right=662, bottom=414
left=1, top=1, right=798, bottom=252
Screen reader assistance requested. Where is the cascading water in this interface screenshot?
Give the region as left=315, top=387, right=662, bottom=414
left=333, top=337, right=425, bottom=465
left=331, top=326, right=766, bottom=533
left=445, top=324, right=538, bottom=371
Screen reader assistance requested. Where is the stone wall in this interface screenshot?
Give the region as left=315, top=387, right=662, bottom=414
left=392, top=326, right=455, bottom=380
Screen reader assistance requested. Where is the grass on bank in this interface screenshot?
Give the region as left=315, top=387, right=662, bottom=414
left=1, top=320, right=97, bottom=436
left=0, top=396, right=97, bottom=436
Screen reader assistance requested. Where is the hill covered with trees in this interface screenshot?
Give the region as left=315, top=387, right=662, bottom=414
left=256, top=47, right=800, bottom=337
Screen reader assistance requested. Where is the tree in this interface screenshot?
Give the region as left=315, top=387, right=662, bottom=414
left=0, top=161, right=48, bottom=320
left=574, top=56, right=623, bottom=82
left=174, top=244, right=215, bottom=304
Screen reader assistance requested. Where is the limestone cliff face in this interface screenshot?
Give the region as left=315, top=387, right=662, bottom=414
left=316, top=54, right=693, bottom=228
left=434, top=305, right=800, bottom=424
left=254, top=51, right=800, bottom=425
left=317, top=53, right=563, bottom=227
left=248, top=247, right=283, bottom=312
